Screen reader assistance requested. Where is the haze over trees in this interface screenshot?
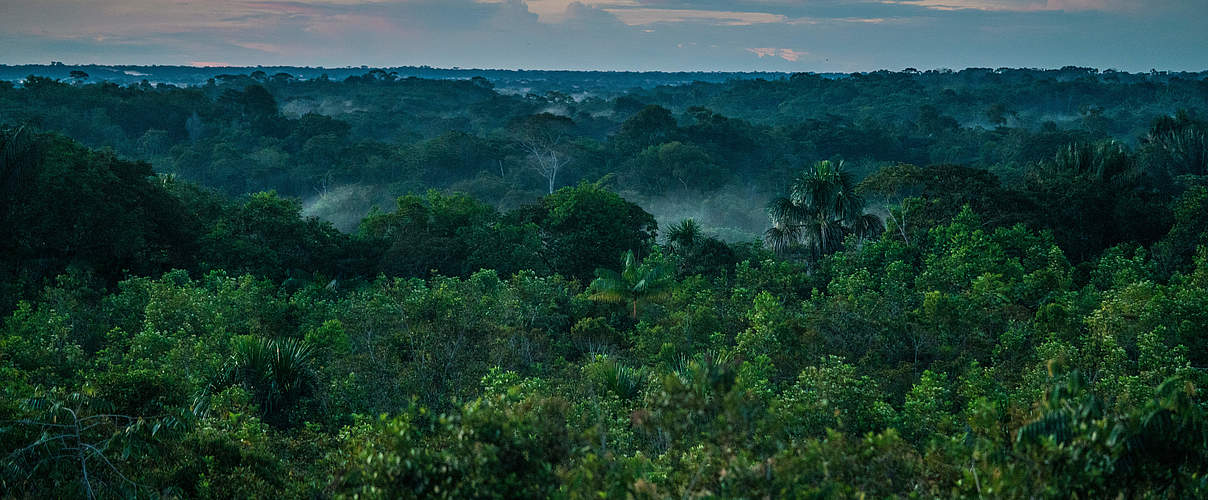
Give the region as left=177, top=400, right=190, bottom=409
left=2, top=66, right=1208, bottom=498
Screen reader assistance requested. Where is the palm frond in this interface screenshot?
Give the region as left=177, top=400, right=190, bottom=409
left=764, top=224, right=800, bottom=255
left=767, top=196, right=805, bottom=225
left=588, top=270, right=631, bottom=304
left=853, top=213, right=885, bottom=240
left=666, top=218, right=702, bottom=250
left=586, top=249, right=677, bottom=318
left=768, top=159, right=880, bottom=259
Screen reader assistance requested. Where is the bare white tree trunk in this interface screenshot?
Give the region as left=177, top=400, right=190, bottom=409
left=521, top=141, right=570, bottom=194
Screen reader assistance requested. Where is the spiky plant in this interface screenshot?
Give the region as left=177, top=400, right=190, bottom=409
left=665, top=218, right=703, bottom=253
left=671, top=349, right=735, bottom=390
left=584, top=356, right=648, bottom=399
left=210, top=336, right=316, bottom=423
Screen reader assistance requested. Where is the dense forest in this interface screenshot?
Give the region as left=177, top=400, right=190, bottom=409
left=2, top=67, right=1208, bottom=498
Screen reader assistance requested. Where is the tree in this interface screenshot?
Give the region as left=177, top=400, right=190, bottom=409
left=0, top=126, right=38, bottom=222
left=1149, top=127, right=1208, bottom=182
left=358, top=190, right=544, bottom=277
left=0, top=132, right=201, bottom=312
left=665, top=219, right=703, bottom=253
left=588, top=250, right=675, bottom=319
left=200, top=191, right=355, bottom=279
left=628, top=141, right=724, bottom=194
left=986, top=103, right=1013, bottom=126
left=765, top=160, right=883, bottom=259
left=1023, top=140, right=1169, bottom=262
left=858, top=163, right=1035, bottom=243
left=511, top=113, right=575, bottom=194
left=612, top=105, right=677, bottom=155
left=916, top=105, right=958, bottom=135
left=1049, top=140, right=1139, bottom=183
left=3, top=390, right=186, bottom=498
left=664, top=218, right=736, bottom=277
left=509, top=182, right=657, bottom=281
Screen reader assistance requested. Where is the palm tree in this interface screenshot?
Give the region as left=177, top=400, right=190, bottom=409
left=765, top=160, right=883, bottom=259
left=200, top=336, right=316, bottom=425
left=665, top=218, right=703, bottom=253
left=588, top=250, right=675, bottom=319
left=1050, top=140, right=1140, bottom=183
left=1155, top=128, right=1208, bottom=179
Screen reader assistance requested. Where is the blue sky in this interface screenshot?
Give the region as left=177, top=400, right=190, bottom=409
left=0, top=0, right=1204, bottom=71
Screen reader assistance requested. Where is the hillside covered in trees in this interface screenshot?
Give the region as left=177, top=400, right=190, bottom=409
left=2, top=67, right=1208, bottom=498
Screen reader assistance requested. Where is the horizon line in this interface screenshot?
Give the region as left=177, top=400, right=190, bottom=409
left=3, top=62, right=1206, bottom=75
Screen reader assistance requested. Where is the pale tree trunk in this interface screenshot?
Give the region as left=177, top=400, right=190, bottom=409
left=520, top=141, right=569, bottom=194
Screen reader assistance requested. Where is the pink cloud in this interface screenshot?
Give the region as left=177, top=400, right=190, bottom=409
left=747, top=47, right=808, bottom=62
left=884, top=0, right=1124, bottom=12
left=778, top=49, right=808, bottom=62
left=606, top=8, right=786, bottom=26
left=746, top=47, right=777, bottom=58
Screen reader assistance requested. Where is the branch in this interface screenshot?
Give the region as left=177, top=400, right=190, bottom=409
left=81, top=443, right=138, bottom=488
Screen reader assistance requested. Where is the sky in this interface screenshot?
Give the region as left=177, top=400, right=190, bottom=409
left=0, top=0, right=1204, bottom=72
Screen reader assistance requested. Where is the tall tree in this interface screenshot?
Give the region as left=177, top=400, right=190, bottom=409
left=508, top=182, right=657, bottom=281
left=765, top=160, right=883, bottom=259
left=511, top=113, right=575, bottom=194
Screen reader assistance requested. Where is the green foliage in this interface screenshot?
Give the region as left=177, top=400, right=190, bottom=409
left=774, top=356, right=895, bottom=439
left=0, top=130, right=199, bottom=311
left=511, top=182, right=657, bottom=281
left=329, top=388, right=572, bottom=499
left=766, top=160, right=884, bottom=260
left=4, top=69, right=1208, bottom=498
left=626, top=141, right=724, bottom=194
left=587, top=249, right=675, bottom=319
left=583, top=355, right=648, bottom=399
left=1023, top=139, right=1172, bottom=261
left=359, top=190, right=544, bottom=278
left=201, top=191, right=357, bottom=279
left=2, top=388, right=190, bottom=498
left=899, top=370, right=955, bottom=445
left=207, top=336, right=317, bottom=426
left=967, top=371, right=1208, bottom=498
left=664, top=218, right=738, bottom=278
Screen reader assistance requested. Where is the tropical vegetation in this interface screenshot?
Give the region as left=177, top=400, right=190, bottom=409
left=2, top=67, right=1208, bottom=498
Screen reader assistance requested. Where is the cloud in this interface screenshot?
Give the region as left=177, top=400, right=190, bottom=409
left=881, top=0, right=1132, bottom=12
left=747, top=47, right=808, bottom=62
left=778, top=48, right=808, bottom=62
left=604, top=8, right=787, bottom=26
left=746, top=47, right=777, bottom=58
left=525, top=0, right=638, bottom=22
left=0, top=0, right=1205, bottom=72
left=230, top=41, right=290, bottom=54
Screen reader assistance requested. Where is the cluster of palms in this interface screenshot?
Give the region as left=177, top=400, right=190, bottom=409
left=765, top=160, right=884, bottom=260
